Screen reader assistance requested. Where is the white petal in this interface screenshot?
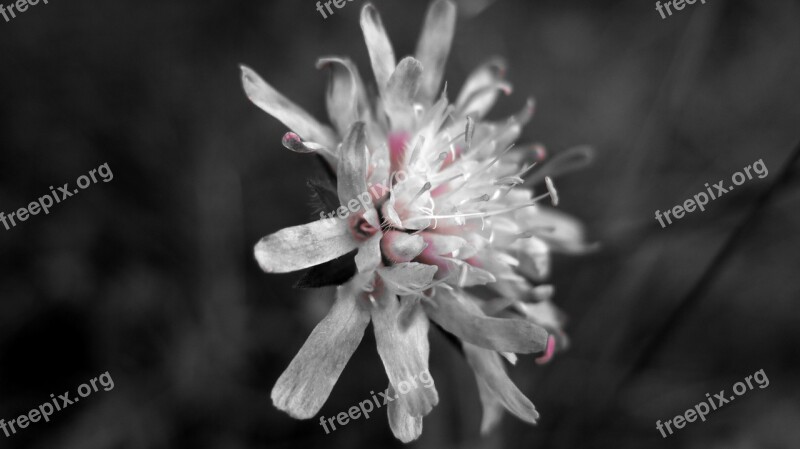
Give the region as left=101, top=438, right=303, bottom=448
left=500, top=352, right=518, bottom=365
left=475, top=376, right=504, bottom=435
left=381, top=231, right=427, bottom=263
left=517, top=207, right=590, bottom=254
left=377, top=262, right=438, bottom=293
left=384, top=57, right=423, bottom=130
left=337, top=122, right=369, bottom=206
left=360, top=3, right=396, bottom=97
left=382, top=193, right=404, bottom=229
left=415, top=0, right=457, bottom=104
left=254, top=219, right=356, bottom=273
left=387, top=384, right=424, bottom=442
left=372, top=294, right=439, bottom=418
left=317, top=57, right=369, bottom=136
left=521, top=300, right=564, bottom=330
left=453, top=261, right=497, bottom=287
left=514, top=236, right=550, bottom=281
left=381, top=176, right=433, bottom=230
left=463, top=342, right=540, bottom=425
left=423, top=289, right=548, bottom=353
left=355, top=232, right=383, bottom=273
left=420, top=232, right=467, bottom=255
left=271, top=286, right=370, bottom=419
left=240, top=65, right=336, bottom=148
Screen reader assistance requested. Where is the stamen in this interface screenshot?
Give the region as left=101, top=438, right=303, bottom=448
left=545, top=176, right=559, bottom=206
left=406, top=197, right=548, bottom=225
left=515, top=226, right=556, bottom=239
left=439, top=132, right=466, bottom=152
left=465, top=100, right=534, bottom=157
left=430, top=151, right=450, bottom=171
left=494, top=176, right=525, bottom=187
left=441, top=144, right=515, bottom=198
left=516, top=162, right=538, bottom=179
left=410, top=182, right=432, bottom=203
left=459, top=193, right=490, bottom=205
left=526, top=145, right=594, bottom=184
left=465, top=116, right=475, bottom=151
left=430, top=171, right=465, bottom=187
left=473, top=143, right=515, bottom=177
left=458, top=264, right=469, bottom=287
left=407, top=136, right=425, bottom=171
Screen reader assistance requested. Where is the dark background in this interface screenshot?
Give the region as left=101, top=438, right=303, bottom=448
left=1, top=0, right=798, bottom=448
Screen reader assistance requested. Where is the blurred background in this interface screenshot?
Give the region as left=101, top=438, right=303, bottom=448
left=0, top=0, right=798, bottom=447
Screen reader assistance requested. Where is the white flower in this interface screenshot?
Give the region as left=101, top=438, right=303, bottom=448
left=242, top=0, right=591, bottom=441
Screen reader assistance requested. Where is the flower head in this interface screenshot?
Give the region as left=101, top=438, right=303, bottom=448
left=243, top=0, right=591, bottom=441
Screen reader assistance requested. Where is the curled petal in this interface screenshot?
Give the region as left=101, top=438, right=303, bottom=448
left=240, top=65, right=336, bottom=148
left=455, top=58, right=508, bottom=118
left=535, top=335, right=556, bottom=365
left=271, top=285, right=370, bottom=418
left=254, top=219, right=357, bottom=273
left=317, top=57, right=369, bottom=136
left=282, top=132, right=328, bottom=154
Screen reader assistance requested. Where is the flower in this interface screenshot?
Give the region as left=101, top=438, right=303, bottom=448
left=242, top=0, right=591, bottom=441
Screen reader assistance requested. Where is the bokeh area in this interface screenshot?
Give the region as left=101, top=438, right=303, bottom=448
left=0, top=0, right=798, bottom=448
